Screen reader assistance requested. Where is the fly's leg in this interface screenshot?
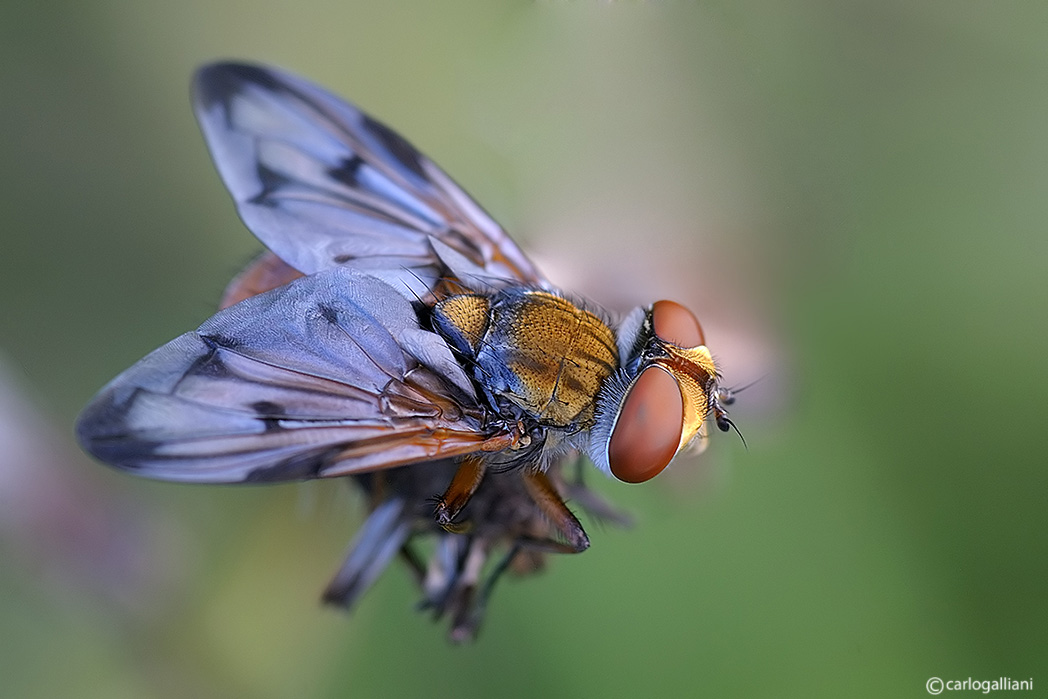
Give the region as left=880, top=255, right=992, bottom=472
left=562, top=460, right=634, bottom=529
left=434, top=455, right=487, bottom=533
left=418, top=535, right=467, bottom=614
left=398, top=541, right=427, bottom=587
left=446, top=538, right=490, bottom=643
left=449, top=539, right=523, bottom=643
left=521, top=468, right=591, bottom=553
left=322, top=498, right=412, bottom=608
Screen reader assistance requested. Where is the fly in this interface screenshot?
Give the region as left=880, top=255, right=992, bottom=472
left=76, top=62, right=738, bottom=637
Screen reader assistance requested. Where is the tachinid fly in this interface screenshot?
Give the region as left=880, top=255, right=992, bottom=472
left=76, top=62, right=738, bottom=640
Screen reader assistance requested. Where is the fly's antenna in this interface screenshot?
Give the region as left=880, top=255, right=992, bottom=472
left=719, top=374, right=766, bottom=405
left=717, top=415, right=747, bottom=449
left=713, top=375, right=757, bottom=449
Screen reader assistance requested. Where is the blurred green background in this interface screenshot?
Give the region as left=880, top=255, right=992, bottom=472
left=2, top=2, right=1046, bottom=697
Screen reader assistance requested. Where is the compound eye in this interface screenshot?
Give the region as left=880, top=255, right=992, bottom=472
left=652, top=300, right=705, bottom=347
left=608, top=366, right=685, bottom=483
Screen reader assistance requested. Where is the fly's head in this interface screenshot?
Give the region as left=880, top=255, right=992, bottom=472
left=590, top=300, right=735, bottom=483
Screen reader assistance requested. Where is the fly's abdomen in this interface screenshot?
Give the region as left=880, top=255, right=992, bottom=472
left=433, top=290, right=618, bottom=428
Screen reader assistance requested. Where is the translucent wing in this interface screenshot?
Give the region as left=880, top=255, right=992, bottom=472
left=76, top=268, right=518, bottom=483
left=193, top=62, right=546, bottom=296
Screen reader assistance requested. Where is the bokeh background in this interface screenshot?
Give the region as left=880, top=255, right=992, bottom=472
left=2, top=2, right=1046, bottom=697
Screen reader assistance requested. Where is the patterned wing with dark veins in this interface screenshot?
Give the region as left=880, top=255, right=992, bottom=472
left=76, top=268, right=514, bottom=484
left=193, top=62, right=547, bottom=298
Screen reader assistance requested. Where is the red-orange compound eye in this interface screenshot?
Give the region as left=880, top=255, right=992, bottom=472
left=608, top=366, right=685, bottom=483
left=652, top=299, right=705, bottom=347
